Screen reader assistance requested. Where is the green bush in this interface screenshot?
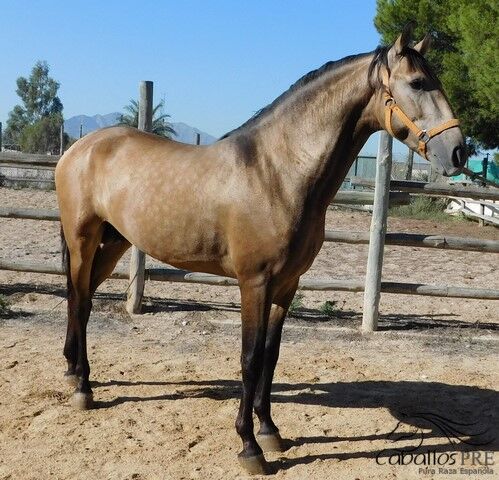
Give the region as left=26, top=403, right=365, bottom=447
left=288, top=293, right=304, bottom=315
left=389, top=196, right=458, bottom=221
left=319, top=300, right=338, bottom=318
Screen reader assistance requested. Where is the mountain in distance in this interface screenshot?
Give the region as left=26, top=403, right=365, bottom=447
left=64, top=113, right=216, bottom=145
left=64, top=113, right=121, bottom=138
left=170, top=121, right=217, bottom=145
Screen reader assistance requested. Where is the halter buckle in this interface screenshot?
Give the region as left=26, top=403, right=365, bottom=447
left=418, top=130, right=430, bottom=143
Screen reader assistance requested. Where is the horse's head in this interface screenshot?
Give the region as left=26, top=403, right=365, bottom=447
left=372, top=24, right=466, bottom=176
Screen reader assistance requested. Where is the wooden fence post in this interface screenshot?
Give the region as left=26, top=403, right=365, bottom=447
left=126, top=80, right=153, bottom=314
left=59, top=124, right=64, bottom=155
left=404, top=148, right=414, bottom=180
left=362, top=131, right=393, bottom=332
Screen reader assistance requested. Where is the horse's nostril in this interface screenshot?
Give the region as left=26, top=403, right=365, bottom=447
left=452, top=145, right=466, bottom=169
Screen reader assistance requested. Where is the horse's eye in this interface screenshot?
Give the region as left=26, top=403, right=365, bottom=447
left=410, top=78, right=425, bottom=90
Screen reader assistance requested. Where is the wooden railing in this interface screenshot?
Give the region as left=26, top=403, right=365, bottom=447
left=1, top=99, right=498, bottom=331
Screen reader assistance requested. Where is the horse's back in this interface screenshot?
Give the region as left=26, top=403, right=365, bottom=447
left=56, top=126, right=226, bottom=208
left=56, top=126, right=196, bottom=175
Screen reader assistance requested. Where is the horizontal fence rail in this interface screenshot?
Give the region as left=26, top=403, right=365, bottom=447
left=351, top=177, right=499, bottom=201
left=332, top=191, right=410, bottom=206
left=2, top=207, right=498, bottom=253
left=0, top=152, right=58, bottom=189
left=0, top=151, right=60, bottom=167
left=0, top=207, right=60, bottom=221
left=1, top=259, right=498, bottom=300
left=448, top=198, right=499, bottom=227
left=0, top=207, right=499, bottom=253
left=462, top=166, right=499, bottom=189
left=325, top=231, right=499, bottom=253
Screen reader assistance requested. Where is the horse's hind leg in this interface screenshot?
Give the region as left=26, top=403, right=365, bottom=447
left=64, top=222, right=130, bottom=408
left=90, top=224, right=131, bottom=294
left=254, top=279, right=298, bottom=452
left=63, top=220, right=103, bottom=409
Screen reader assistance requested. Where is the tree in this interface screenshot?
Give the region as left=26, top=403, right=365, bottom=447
left=19, top=116, right=63, bottom=154
left=5, top=61, right=66, bottom=153
left=118, top=99, right=176, bottom=138
left=374, top=0, right=498, bottom=151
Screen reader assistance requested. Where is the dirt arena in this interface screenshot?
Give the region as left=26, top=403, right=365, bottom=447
left=0, top=187, right=498, bottom=480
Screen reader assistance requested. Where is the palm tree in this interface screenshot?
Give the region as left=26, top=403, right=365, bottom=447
left=118, top=99, right=176, bottom=138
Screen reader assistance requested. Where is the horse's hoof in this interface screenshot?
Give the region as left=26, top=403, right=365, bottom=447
left=70, top=392, right=94, bottom=410
left=64, top=373, right=79, bottom=387
left=238, top=453, right=271, bottom=475
left=257, top=432, right=286, bottom=452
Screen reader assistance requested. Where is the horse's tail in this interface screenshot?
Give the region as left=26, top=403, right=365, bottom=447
left=60, top=225, right=73, bottom=296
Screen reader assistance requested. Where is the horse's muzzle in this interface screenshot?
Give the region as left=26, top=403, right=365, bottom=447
left=447, top=144, right=467, bottom=176
left=452, top=145, right=467, bottom=170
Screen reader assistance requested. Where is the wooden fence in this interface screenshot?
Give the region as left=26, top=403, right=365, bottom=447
left=1, top=182, right=498, bottom=304
left=351, top=176, right=499, bottom=226
left=1, top=84, right=498, bottom=331
left=0, top=151, right=59, bottom=189
left=357, top=133, right=499, bottom=330
left=0, top=163, right=410, bottom=206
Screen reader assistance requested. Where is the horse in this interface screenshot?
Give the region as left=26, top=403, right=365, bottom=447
left=55, top=25, right=466, bottom=475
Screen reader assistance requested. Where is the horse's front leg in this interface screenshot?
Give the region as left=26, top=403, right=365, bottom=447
left=236, top=278, right=272, bottom=475
left=254, top=279, right=298, bottom=452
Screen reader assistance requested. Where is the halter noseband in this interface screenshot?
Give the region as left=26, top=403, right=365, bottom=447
left=381, top=70, right=460, bottom=160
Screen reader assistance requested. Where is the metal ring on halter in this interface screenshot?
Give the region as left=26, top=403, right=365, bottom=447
left=384, top=96, right=394, bottom=107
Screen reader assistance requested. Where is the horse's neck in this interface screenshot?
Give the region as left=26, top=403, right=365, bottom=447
left=253, top=55, right=378, bottom=211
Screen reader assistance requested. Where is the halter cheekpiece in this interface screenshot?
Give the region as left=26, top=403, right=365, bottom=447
left=381, top=70, right=460, bottom=160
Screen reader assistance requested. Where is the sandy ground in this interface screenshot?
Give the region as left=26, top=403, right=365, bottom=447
left=0, top=187, right=498, bottom=480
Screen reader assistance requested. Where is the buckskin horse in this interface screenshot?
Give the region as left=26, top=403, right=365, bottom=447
left=55, top=25, right=466, bottom=474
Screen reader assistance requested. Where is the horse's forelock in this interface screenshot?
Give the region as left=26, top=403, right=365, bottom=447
left=368, top=43, right=439, bottom=90
left=402, top=47, right=440, bottom=84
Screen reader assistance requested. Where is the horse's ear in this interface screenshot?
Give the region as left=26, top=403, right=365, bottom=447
left=414, top=33, right=432, bottom=56
left=388, top=22, right=415, bottom=65
left=394, top=22, right=415, bottom=54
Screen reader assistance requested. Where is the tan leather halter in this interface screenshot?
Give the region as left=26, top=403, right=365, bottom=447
left=381, top=70, right=460, bottom=160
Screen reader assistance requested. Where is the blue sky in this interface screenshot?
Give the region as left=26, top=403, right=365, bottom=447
left=0, top=1, right=411, bottom=156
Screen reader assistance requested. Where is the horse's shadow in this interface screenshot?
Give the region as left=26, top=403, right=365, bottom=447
left=93, top=378, right=498, bottom=469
